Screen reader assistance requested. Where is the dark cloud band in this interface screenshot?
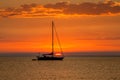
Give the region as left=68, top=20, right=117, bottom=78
left=0, top=0, right=120, bottom=18
left=44, top=1, right=120, bottom=15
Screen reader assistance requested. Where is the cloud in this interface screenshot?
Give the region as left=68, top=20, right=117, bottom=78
left=45, top=1, right=120, bottom=15
left=0, top=0, right=120, bottom=18
left=0, top=3, right=63, bottom=18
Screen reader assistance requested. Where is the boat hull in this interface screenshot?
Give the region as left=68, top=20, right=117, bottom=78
left=37, top=57, right=64, bottom=60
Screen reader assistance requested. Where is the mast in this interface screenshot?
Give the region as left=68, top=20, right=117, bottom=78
left=51, top=21, right=64, bottom=57
left=52, top=21, right=54, bottom=56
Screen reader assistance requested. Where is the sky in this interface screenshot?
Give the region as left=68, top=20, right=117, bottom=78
left=1, top=0, right=120, bottom=8
left=0, top=0, right=120, bottom=52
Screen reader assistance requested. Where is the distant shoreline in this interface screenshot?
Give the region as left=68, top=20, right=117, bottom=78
left=0, top=51, right=120, bottom=57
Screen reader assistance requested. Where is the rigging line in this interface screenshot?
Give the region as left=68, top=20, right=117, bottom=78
left=53, top=24, right=64, bottom=55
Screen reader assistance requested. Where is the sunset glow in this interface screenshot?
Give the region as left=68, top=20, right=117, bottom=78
left=55, top=53, right=62, bottom=56
left=0, top=0, right=120, bottom=53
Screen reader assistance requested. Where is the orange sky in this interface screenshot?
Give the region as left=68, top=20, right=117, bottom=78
left=0, top=0, right=120, bottom=52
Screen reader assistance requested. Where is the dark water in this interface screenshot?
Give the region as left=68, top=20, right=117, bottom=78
left=0, top=57, right=120, bottom=80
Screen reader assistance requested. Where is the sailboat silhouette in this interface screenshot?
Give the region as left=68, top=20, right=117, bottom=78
left=36, top=21, right=64, bottom=60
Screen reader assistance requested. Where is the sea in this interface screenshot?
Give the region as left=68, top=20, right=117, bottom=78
left=0, top=56, right=120, bottom=80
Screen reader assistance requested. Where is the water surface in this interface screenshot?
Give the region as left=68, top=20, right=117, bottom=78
left=0, top=57, right=120, bottom=80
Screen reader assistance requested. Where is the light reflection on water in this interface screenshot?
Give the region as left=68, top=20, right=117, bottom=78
left=0, top=57, right=120, bottom=80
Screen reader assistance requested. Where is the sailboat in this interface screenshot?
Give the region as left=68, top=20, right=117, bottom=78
left=36, top=21, right=64, bottom=60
